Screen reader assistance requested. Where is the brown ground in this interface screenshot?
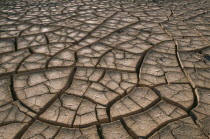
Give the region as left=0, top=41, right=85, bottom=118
left=0, top=0, right=210, bottom=138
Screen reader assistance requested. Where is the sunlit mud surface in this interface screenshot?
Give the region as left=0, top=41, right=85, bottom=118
left=0, top=0, right=210, bottom=138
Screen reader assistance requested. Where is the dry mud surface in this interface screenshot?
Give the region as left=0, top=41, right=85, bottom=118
left=0, top=0, right=210, bottom=138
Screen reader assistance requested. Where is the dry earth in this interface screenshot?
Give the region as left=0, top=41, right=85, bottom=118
left=0, top=0, right=210, bottom=138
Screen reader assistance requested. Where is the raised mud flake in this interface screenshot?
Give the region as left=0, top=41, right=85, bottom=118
left=0, top=29, right=20, bottom=38
left=91, top=17, right=139, bottom=39
left=0, top=39, right=15, bottom=54
left=193, top=88, right=210, bottom=137
left=22, top=16, right=54, bottom=25
left=149, top=117, right=207, bottom=139
left=131, top=21, right=159, bottom=30
left=0, top=123, right=27, bottom=139
left=22, top=120, right=60, bottom=139
left=123, top=101, right=187, bottom=138
left=140, top=64, right=166, bottom=86
left=110, top=87, right=159, bottom=121
left=158, top=22, right=181, bottom=38
left=187, top=18, right=210, bottom=37
left=0, top=101, right=36, bottom=122
left=45, top=32, right=74, bottom=43
left=84, top=82, right=119, bottom=106
left=40, top=92, right=106, bottom=127
left=14, top=68, right=73, bottom=113
left=40, top=94, right=82, bottom=127
left=151, top=41, right=176, bottom=55
left=97, top=49, right=141, bottom=71
left=186, top=68, right=210, bottom=88
left=77, top=36, right=100, bottom=48
left=48, top=49, right=75, bottom=68
left=18, top=53, right=50, bottom=71
left=91, top=9, right=112, bottom=18
left=102, top=12, right=138, bottom=30
left=131, top=23, right=172, bottom=46
left=72, top=12, right=106, bottom=25
left=116, top=38, right=153, bottom=54
left=90, top=26, right=116, bottom=39
left=74, top=67, right=104, bottom=82
left=140, top=64, right=188, bottom=86
left=77, top=43, right=112, bottom=58
left=179, top=50, right=210, bottom=69
left=92, top=10, right=115, bottom=19
left=101, top=27, right=141, bottom=49
left=73, top=99, right=98, bottom=127
left=141, top=32, right=172, bottom=46
left=75, top=21, right=101, bottom=33
left=76, top=56, right=99, bottom=67
left=147, top=32, right=172, bottom=45
left=129, top=8, right=169, bottom=23
left=0, top=101, right=36, bottom=139
left=46, top=28, right=87, bottom=43
left=144, top=47, right=178, bottom=65
left=161, top=21, right=200, bottom=38
left=76, top=43, right=112, bottom=67
left=139, top=42, right=188, bottom=86
left=177, top=36, right=210, bottom=52
left=50, top=14, right=73, bottom=23
left=20, top=25, right=61, bottom=36
left=155, top=84, right=194, bottom=110
left=165, top=71, right=188, bottom=84
left=50, top=18, right=83, bottom=29
left=176, top=8, right=205, bottom=21
left=65, top=79, right=91, bottom=96
left=81, top=12, right=138, bottom=39
left=31, top=42, right=78, bottom=56
left=0, top=76, right=13, bottom=107
left=100, top=70, right=137, bottom=95
left=0, top=49, right=30, bottom=75
left=17, top=34, right=47, bottom=49
left=54, top=125, right=100, bottom=139
left=101, top=120, right=132, bottom=139
left=0, top=17, right=17, bottom=26
left=134, top=20, right=169, bottom=31
left=141, top=44, right=178, bottom=61
left=0, top=0, right=209, bottom=137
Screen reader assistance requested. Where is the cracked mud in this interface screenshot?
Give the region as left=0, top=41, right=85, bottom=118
left=0, top=0, right=210, bottom=138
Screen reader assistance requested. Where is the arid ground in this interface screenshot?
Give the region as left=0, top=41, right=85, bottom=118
left=0, top=0, right=210, bottom=138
